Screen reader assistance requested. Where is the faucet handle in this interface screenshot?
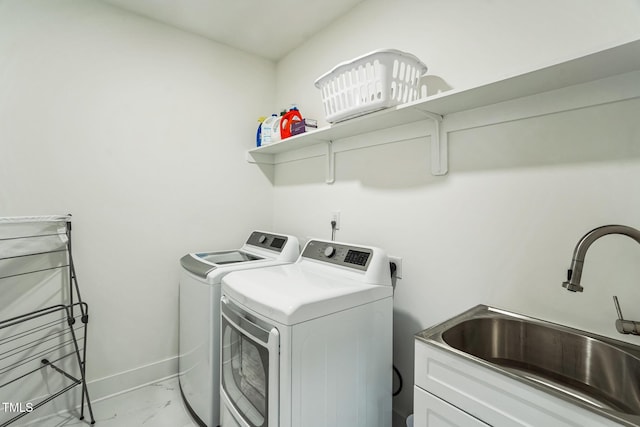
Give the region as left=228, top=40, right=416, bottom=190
left=613, top=296, right=625, bottom=320
left=613, top=296, right=640, bottom=335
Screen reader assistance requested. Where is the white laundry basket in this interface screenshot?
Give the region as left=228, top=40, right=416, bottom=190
left=314, top=49, right=427, bottom=123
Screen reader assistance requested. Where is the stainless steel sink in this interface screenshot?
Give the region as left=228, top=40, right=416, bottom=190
left=416, top=305, right=640, bottom=426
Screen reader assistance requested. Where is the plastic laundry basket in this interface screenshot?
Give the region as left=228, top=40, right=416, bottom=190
left=314, top=49, right=427, bottom=123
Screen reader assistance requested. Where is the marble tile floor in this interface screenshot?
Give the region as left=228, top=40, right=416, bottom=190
left=13, top=377, right=408, bottom=427
left=17, top=377, right=199, bottom=427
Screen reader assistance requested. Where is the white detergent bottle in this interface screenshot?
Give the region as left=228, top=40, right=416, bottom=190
left=261, top=114, right=278, bottom=145
left=271, top=115, right=283, bottom=143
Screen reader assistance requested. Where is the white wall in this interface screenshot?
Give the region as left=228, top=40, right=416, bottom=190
left=272, top=0, right=640, bottom=422
left=0, top=0, right=276, bottom=401
left=276, top=0, right=640, bottom=126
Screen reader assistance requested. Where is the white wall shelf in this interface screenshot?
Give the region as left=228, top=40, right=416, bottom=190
left=247, top=39, right=640, bottom=183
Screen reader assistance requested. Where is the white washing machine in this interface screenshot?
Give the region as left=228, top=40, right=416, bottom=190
left=219, top=238, right=393, bottom=427
left=179, top=231, right=300, bottom=427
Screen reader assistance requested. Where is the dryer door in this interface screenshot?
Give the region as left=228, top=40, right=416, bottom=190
left=220, top=296, right=279, bottom=427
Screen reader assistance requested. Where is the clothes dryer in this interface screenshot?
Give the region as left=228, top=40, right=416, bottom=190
left=220, top=238, right=393, bottom=427
left=179, top=231, right=299, bottom=427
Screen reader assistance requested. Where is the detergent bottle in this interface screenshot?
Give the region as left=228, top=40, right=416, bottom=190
left=279, top=106, right=303, bottom=139
left=256, top=116, right=266, bottom=147
left=271, top=115, right=283, bottom=143
left=260, top=114, right=278, bottom=145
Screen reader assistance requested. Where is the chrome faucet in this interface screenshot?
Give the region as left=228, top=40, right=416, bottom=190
left=562, top=224, right=640, bottom=335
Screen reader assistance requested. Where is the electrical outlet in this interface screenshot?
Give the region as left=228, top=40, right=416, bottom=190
left=331, top=211, right=340, bottom=230
left=389, top=256, right=402, bottom=279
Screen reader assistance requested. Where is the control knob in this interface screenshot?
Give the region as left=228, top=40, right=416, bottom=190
left=324, top=246, right=336, bottom=258
left=258, top=235, right=267, bottom=244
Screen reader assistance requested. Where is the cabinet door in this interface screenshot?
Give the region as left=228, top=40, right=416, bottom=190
left=414, top=386, right=489, bottom=427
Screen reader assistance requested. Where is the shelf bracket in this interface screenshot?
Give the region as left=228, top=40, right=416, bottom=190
left=326, top=141, right=335, bottom=184
left=431, top=114, right=448, bottom=176
left=245, top=151, right=275, bottom=165
left=414, top=110, right=447, bottom=176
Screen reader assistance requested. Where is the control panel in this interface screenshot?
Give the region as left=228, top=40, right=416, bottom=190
left=246, top=232, right=288, bottom=252
left=301, top=240, right=372, bottom=271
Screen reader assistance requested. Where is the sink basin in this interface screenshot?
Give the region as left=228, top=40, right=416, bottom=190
left=416, top=305, right=640, bottom=426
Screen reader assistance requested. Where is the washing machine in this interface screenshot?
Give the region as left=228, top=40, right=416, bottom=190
left=179, top=231, right=300, bottom=427
left=219, top=238, right=393, bottom=427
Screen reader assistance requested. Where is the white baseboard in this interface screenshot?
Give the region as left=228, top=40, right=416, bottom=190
left=88, top=355, right=178, bottom=402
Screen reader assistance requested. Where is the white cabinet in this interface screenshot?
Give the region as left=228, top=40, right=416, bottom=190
left=413, top=340, right=621, bottom=427
left=413, top=386, right=488, bottom=427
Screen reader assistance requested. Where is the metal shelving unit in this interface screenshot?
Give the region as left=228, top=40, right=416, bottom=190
left=0, top=215, right=94, bottom=426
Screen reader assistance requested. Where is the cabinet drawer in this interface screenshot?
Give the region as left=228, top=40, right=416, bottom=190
left=414, top=386, right=489, bottom=427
